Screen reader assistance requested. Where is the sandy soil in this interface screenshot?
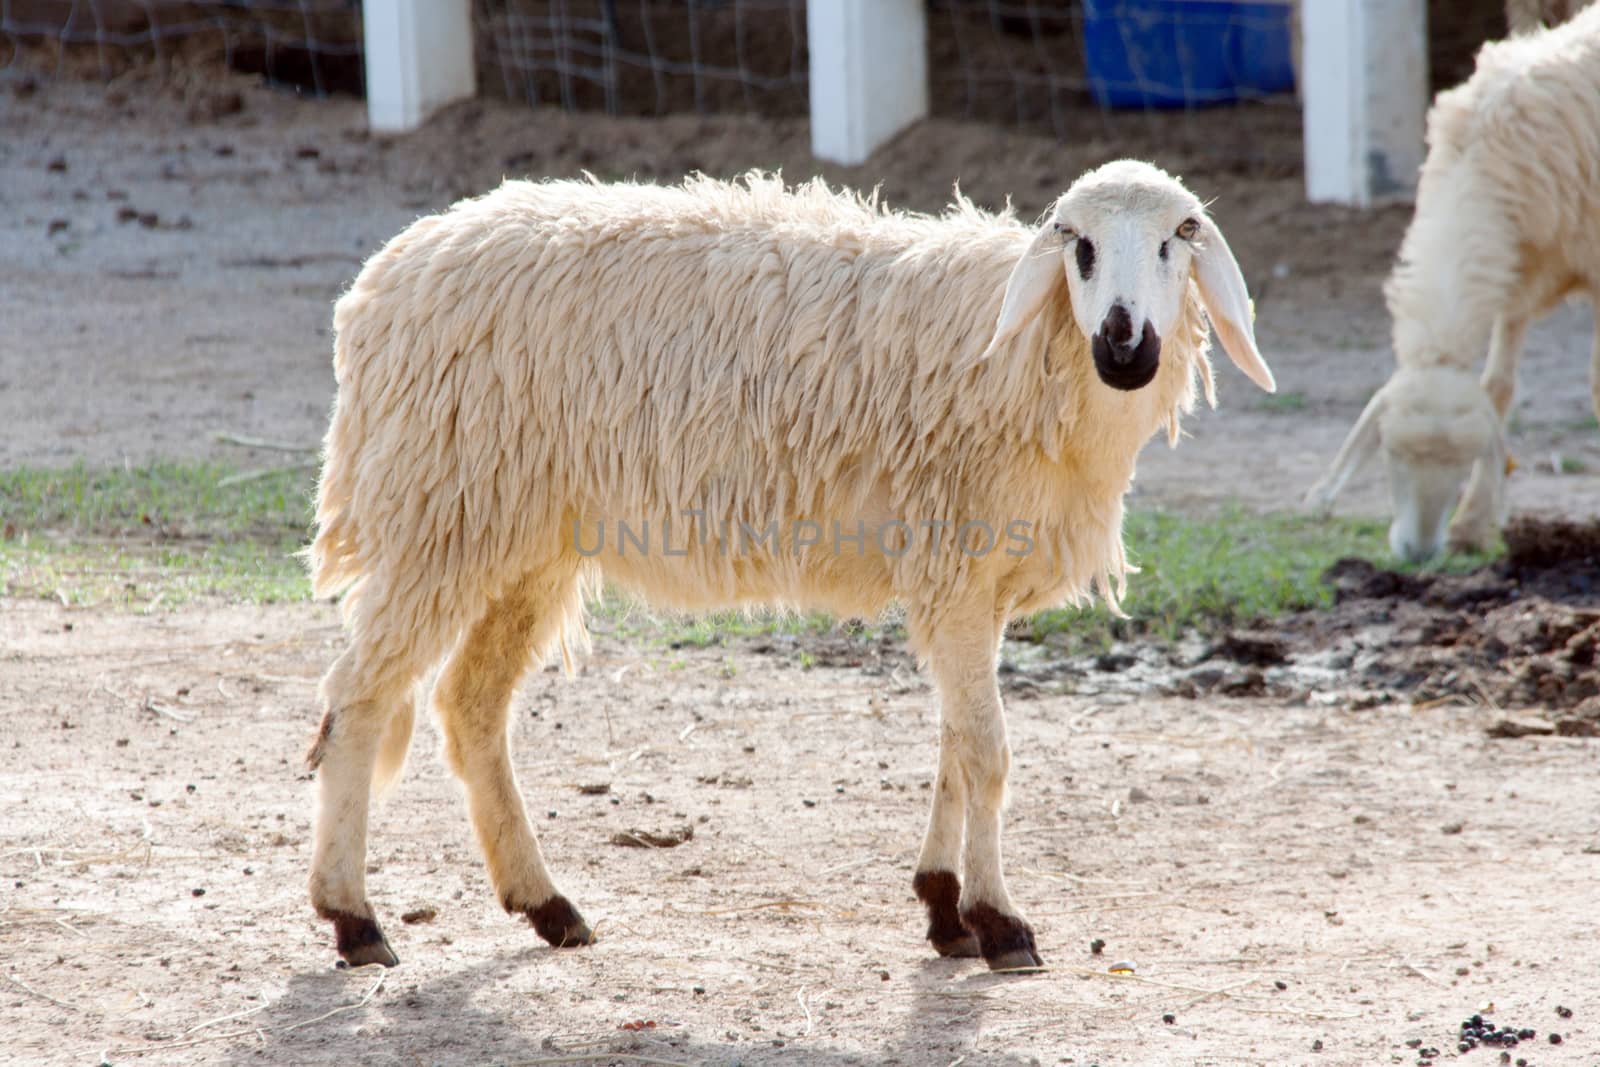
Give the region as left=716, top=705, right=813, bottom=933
left=5, top=597, right=1600, bottom=1067
left=3, top=71, right=1600, bottom=1067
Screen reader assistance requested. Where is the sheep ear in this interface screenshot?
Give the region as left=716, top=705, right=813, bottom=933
left=1304, top=388, right=1387, bottom=514
left=1193, top=216, right=1277, bottom=393
left=982, top=227, right=1064, bottom=360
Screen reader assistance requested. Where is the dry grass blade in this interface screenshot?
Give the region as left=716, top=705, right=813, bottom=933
left=216, top=461, right=317, bottom=488
left=1400, top=959, right=1445, bottom=987
left=181, top=998, right=272, bottom=1035
left=105, top=972, right=386, bottom=1057
left=273, top=972, right=387, bottom=1036
left=143, top=697, right=195, bottom=723
left=699, top=899, right=823, bottom=917
left=1179, top=975, right=1257, bottom=1011
left=212, top=431, right=317, bottom=453
left=5, top=973, right=78, bottom=1011
left=1053, top=965, right=1338, bottom=1011
left=796, top=986, right=814, bottom=1037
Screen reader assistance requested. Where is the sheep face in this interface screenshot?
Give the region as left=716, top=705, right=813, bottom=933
left=984, top=160, right=1276, bottom=396
left=1057, top=192, right=1200, bottom=391
left=1307, top=366, right=1504, bottom=562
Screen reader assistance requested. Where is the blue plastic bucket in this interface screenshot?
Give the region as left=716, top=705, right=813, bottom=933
left=1082, top=0, right=1296, bottom=109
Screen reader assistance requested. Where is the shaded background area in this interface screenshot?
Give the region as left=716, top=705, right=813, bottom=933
left=4, top=0, right=1516, bottom=166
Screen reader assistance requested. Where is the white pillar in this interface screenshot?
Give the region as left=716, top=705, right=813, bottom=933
left=364, top=0, right=476, bottom=133
left=808, top=0, right=928, bottom=166
left=1302, top=0, right=1428, bottom=206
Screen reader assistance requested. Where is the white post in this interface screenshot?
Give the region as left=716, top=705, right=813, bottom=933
left=808, top=0, right=928, bottom=165
left=1302, top=0, right=1428, bottom=206
left=364, top=0, right=476, bottom=133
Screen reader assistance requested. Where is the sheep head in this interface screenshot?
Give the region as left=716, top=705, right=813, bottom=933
left=983, top=159, right=1276, bottom=395
left=1305, top=364, right=1505, bottom=562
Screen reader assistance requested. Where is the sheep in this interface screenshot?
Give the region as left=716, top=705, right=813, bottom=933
left=303, top=161, right=1276, bottom=972
left=1306, top=6, right=1600, bottom=561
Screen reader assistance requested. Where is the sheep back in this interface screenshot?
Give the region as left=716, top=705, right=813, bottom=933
left=310, top=174, right=1211, bottom=645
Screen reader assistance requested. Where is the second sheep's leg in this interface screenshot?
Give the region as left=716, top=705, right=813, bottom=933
left=1590, top=309, right=1600, bottom=429
left=1449, top=314, right=1528, bottom=553
left=435, top=568, right=594, bottom=949
left=920, top=610, right=1042, bottom=971
left=1480, top=313, right=1527, bottom=419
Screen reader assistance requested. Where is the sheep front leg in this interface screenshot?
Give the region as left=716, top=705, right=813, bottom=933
left=1480, top=313, right=1527, bottom=419
left=1450, top=314, right=1527, bottom=553
left=918, top=616, right=1042, bottom=971
left=912, top=727, right=979, bottom=958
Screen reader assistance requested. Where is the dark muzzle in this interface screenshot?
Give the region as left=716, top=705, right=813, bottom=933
left=1092, top=309, right=1161, bottom=391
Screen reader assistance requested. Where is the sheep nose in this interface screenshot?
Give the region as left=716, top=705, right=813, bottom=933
left=1097, top=304, right=1136, bottom=360
left=1090, top=315, right=1162, bottom=391
left=1092, top=317, right=1160, bottom=366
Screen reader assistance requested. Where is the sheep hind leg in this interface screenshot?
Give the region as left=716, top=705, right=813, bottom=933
left=307, top=649, right=418, bottom=968
left=922, top=612, right=1041, bottom=972
left=912, top=726, right=979, bottom=958
left=436, top=569, right=593, bottom=950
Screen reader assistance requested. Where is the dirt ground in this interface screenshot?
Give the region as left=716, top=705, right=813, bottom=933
left=3, top=68, right=1600, bottom=1067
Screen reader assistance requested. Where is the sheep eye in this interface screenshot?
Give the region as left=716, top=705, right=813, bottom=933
left=1053, top=222, right=1075, bottom=241
left=1074, top=236, right=1096, bottom=280
left=1176, top=218, right=1200, bottom=241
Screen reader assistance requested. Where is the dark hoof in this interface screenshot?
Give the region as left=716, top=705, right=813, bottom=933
left=326, top=910, right=399, bottom=968
left=524, top=894, right=595, bottom=948
left=985, top=948, right=1045, bottom=971
left=913, top=870, right=978, bottom=958
left=933, top=932, right=982, bottom=958
left=960, top=902, right=1044, bottom=971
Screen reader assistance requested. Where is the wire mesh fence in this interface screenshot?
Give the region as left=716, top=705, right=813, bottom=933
left=0, top=1, right=363, bottom=94
left=1, top=0, right=1521, bottom=174
left=927, top=0, right=1302, bottom=173
left=475, top=0, right=808, bottom=117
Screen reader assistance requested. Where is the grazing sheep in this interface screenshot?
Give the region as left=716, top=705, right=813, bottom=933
left=304, top=162, right=1275, bottom=972
left=1307, top=6, right=1600, bottom=560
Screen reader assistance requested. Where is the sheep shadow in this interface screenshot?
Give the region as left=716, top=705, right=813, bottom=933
left=223, top=949, right=1046, bottom=1066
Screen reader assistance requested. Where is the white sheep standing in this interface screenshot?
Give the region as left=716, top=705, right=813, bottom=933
left=1307, top=6, right=1600, bottom=560
left=304, top=161, right=1275, bottom=971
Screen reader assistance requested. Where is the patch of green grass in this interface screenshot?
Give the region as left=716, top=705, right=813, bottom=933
left=592, top=597, right=848, bottom=648
left=0, top=462, right=314, bottom=607
left=2, top=465, right=1499, bottom=648
left=1255, top=390, right=1308, bottom=414
left=1017, top=508, right=1407, bottom=649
